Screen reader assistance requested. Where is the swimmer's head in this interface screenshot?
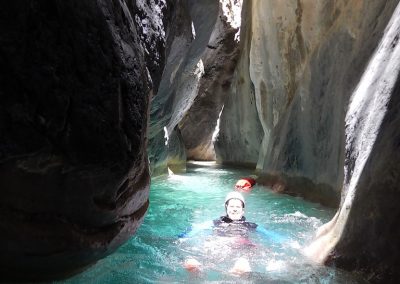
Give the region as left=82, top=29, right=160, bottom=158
left=225, top=191, right=245, bottom=207
left=225, top=192, right=245, bottom=220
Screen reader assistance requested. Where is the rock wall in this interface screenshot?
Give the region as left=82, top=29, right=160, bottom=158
left=0, top=0, right=164, bottom=280
left=179, top=0, right=242, bottom=161
left=148, top=0, right=216, bottom=174
left=2, top=0, right=400, bottom=281
left=148, top=0, right=242, bottom=174
left=214, top=0, right=263, bottom=166
left=216, top=0, right=399, bottom=206
left=305, top=4, right=400, bottom=281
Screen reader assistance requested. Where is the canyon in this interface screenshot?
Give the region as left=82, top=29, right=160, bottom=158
left=1, top=0, right=399, bottom=282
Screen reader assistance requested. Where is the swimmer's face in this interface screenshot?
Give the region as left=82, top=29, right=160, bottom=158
left=226, top=199, right=244, bottom=220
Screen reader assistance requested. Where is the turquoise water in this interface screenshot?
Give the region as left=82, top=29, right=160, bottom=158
left=61, top=163, right=367, bottom=283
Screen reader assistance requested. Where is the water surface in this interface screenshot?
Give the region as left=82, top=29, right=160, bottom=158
left=63, top=163, right=367, bottom=283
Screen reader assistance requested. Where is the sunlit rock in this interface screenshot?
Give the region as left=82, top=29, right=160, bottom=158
left=305, top=4, right=400, bottom=281
left=216, top=0, right=398, bottom=206
left=0, top=0, right=161, bottom=280
left=149, top=0, right=237, bottom=172
left=179, top=0, right=242, bottom=161
left=214, top=1, right=263, bottom=166
left=148, top=0, right=212, bottom=174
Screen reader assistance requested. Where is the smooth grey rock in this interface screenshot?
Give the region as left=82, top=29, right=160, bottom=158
left=216, top=0, right=398, bottom=206
left=304, top=3, right=400, bottom=281
left=215, top=0, right=263, bottom=166
left=180, top=1, right=241, bottom=161
left=148, top=0, right=220, bottom=173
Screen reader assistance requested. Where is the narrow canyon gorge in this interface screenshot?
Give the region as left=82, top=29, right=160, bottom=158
left=1, top=0, right=399, bottom=282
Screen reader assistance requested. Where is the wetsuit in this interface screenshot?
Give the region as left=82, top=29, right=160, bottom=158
left=178, top=217, right=285, bottom=243
left=212, top=216, right=257, bottom=238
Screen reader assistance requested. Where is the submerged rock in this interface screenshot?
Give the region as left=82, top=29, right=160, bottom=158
left=0, top=0, right=158, bottom=280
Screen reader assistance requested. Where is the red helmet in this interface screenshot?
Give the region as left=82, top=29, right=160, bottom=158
left=235, top=177, right=256, bottom=192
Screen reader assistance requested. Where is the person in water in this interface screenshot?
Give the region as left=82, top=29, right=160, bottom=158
left=179, top=191, right=279, bottom=239
left=180, top=191, right=285, bottom=274
left=212, top=191, right=257, bottom=238
left=234, top=177, right=256, bottom=192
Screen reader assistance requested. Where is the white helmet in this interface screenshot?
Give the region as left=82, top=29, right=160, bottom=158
left=225, top=191, right=245, bottom=207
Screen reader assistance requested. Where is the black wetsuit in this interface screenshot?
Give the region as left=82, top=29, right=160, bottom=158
left=212, top=216, right=257, bottom=238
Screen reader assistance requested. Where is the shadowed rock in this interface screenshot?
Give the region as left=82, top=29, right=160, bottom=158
left=0, top=0, right=155, bottom=280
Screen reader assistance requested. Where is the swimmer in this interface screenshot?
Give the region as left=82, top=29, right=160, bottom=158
left=212, top=191, right=257, bottom=237
left=234, top=177, right=256, bottom=192
left=179, top=192, right=258, bottom=239
left=180, top=192, right=286, bottom=275
left=179, top=192, right=287, bottom=242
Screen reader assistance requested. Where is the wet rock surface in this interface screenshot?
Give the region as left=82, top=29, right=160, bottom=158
left=0, top=0, right=156, bottom=280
